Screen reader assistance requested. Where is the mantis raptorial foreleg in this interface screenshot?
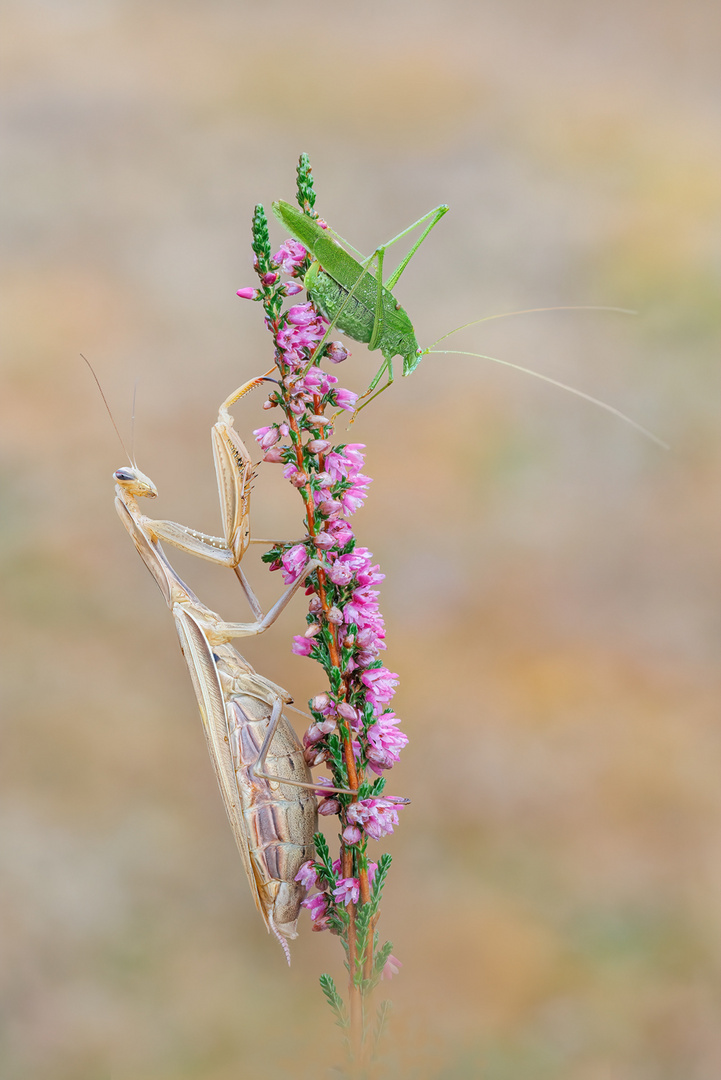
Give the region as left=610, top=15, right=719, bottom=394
left=134, top=373, right=310, bottom=619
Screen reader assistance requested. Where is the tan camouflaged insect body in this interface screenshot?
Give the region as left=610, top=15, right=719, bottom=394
left=114, top=476, right=317, bottom=957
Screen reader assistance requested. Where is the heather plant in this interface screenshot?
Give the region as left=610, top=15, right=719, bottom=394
left=236, top=154, right=408, bottom=1072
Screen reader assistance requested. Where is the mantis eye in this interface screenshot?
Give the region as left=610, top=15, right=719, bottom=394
left=114, top=469, right=134, bottom=481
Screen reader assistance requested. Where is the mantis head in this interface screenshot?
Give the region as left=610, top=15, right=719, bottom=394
left=113, top=466, right=158, bottom=499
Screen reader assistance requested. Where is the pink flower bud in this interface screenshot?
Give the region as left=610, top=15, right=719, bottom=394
left=317, top=498, right=342, bottom=518
left=261, top=271, right=279, bottom=286
left=327, top=606, right=344, bottom=625
left=262, top=399, right=275, bottom=410
left=318, top=797, right=341, bottom=816
left=308, top=414, right=332, bottom=427
left=313, top=532, right=336, bottom=550
left=307, top=439, right=331, bottom=454
left=337, top=703, right=359, bottom=723
left=263, top=446, right=284, bottom=463
left=304, top=745, right=330, bottom=766
left=310, top=693, right=330, bottom=711
left=308, top=596, right=323, bottom=614
left=282, top=282, right=304, bottom=296
left=236, top=287, right=258, bottom=300
left=342, top=634, right=355, bottom=648
left=342, top=825, right=362, bottom=845
left=326, top=341, right=349, bottom=364
left=290, top=471, right=308, bottom=488
left=304, top=623, right=321, bottom=638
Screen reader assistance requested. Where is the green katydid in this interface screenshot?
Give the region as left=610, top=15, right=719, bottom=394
left=272, top=198, right=448, bottom=406
left=271, top=198, right=666, bottom=446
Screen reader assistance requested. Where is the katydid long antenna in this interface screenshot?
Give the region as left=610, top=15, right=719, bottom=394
left=422, top=307, right=668, bottom=450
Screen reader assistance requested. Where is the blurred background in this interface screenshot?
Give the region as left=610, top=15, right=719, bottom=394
left=1, top=1, right=719, bottom=1077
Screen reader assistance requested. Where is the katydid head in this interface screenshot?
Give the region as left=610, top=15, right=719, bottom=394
left=113, top=466, right=158, bottom=500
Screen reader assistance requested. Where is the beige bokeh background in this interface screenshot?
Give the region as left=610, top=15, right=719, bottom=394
left=1, top=2, right=719, bottom=1078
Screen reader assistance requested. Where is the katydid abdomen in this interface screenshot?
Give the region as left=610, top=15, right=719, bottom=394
left=304, top=259, right=420, bottom=371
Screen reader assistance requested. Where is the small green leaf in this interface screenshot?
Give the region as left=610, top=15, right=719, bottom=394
left=319, top=974, right=348, bottom=1029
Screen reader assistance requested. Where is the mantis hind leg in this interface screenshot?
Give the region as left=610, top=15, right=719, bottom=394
left=250, top=697, right=354, bottom=795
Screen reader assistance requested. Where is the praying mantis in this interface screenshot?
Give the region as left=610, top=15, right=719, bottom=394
left=106, top=373, right=353, bottom=960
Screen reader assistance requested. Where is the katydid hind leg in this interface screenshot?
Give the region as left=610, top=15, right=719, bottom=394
left=368, top=246, right=386, bottom=353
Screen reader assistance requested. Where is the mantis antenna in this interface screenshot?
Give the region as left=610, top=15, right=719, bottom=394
left=81, top=353, right=136, bottom=466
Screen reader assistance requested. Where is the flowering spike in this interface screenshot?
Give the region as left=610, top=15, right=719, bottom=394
left=239, top=162, right=409, bottom=1063
left=296, top=152, right=317, bottom=215
left=251, top=204, right=272, bottom=267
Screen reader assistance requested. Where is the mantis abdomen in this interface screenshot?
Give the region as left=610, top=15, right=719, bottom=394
left=225, top=686, right=317, bottom=933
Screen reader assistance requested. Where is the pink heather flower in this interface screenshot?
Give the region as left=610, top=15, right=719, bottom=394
left=326, top=561, right=354, bottom=587
left=337, top=702, right=361, bottom=726
left=261, top=271, right=279, bottom=286
left=272, top=239, right=307, bottom=274
left=254, top=425, right=280, bottom=450
left=304, top=744, right=329, bottom=766
left=343, top=592, right=383, bottom=634
left=367, top=861, right=378, bottom=887
left=339, top=474, right=372, bottom=516
left=381, top=954, right=402, bottom=981
left=280, top=544, right=308, bottom=584
left=301, top=891, right=329, bottom=925
left=292, top=635, right=313, bottom=656
left=346, top=797, right=406, bottom=841
left=325, top=341, right=348, bottom=364
left=335, top=548, right=382, bottom=585
left=366, top=711, right=408, bottom=773
left=263, top=446, right=284, bottom=463
left=324, top=445, right=367, bottom=484
left=333, top=877, right=360, bottom=906
left=298, top=367, right=338, bottom=395
left=360, top=667, right=398, bottom=708
left=286, top=302, right=317, bottom=326
left=303, top=718, right=336, bottom=746
left=332, top=387, right=358, bottom=412
left=318, top=796, right=341, bottom=816
left=342, top=824, right=363, bottom=845
left=316, top=498, right=343, bottom=518
left=307, top=439, right=331, bottom=454
left=282, top=282, right=303, bottom=296
left=356, top=625, right=386, bottom=654
left=325, top=519, right=354, bottom=547
left=313, top=532, right=336, bottom=550
left=295, top=861, right=318, bottom=889
left=310, top=692, right=330, bottom=712
left=236, top=286, right=258, bottom=300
